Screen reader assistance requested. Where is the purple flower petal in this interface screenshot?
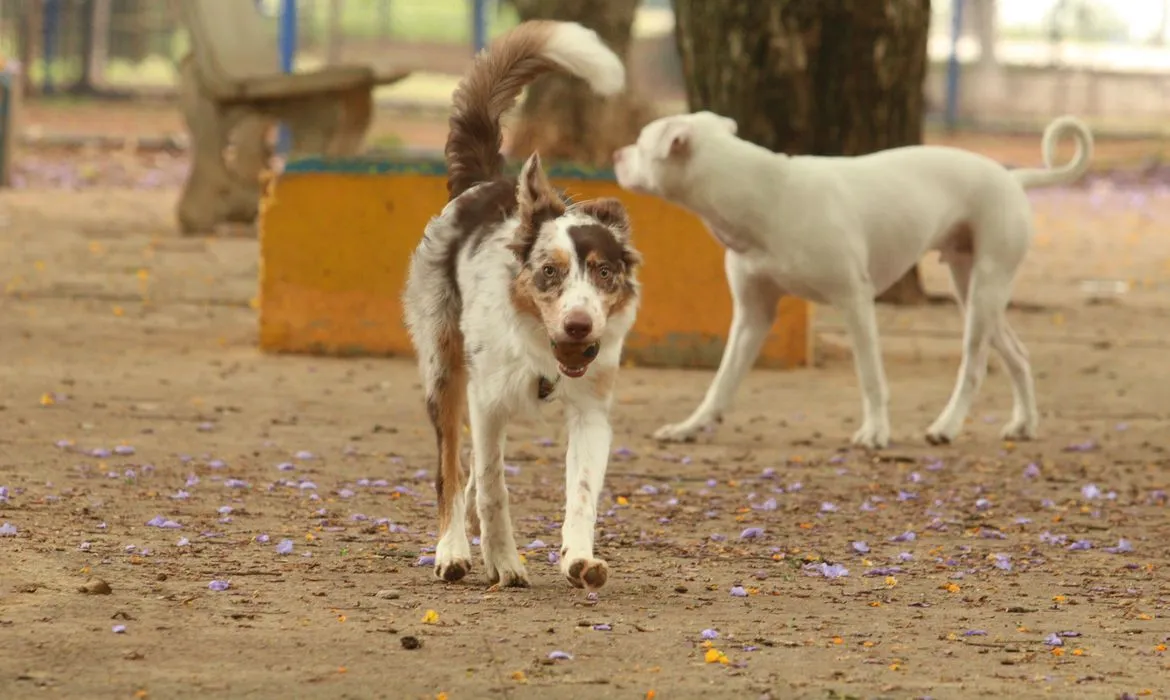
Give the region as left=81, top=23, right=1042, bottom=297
left=993, top=553, right=1012, bottom=571
left=547, top=650, right=573, bottom=660
left=177, top=537, right=190, bottom=547
left=276, top=539, right=294, bottom=555
left=277, top=462, right=295, bottom=471
left=294, top=450, right=315, bottom=460
left=592, top=623, right=612, bottom=631
left=1081, top=483, right=1102, bottom=500
left=890, top=531, right=916, bottom=543
left=701, top=628, right=719, bottom=640
left=112, top=624, right=127, bottom=634
left=1104, top=539, right=1133, bottom=554
left=1067, top=539, right=1092, bottom=551
left=804, top=562, right=849, bottom=579
left=1044, top=633, right=1063, bottom=646
left=820, top=502, right=838, bottom=513
left=739, top=527, right=764, bottom=540
left=208, top=580, right=230, bottom=591
left=416, top=555, right=436, bottom=567
left=851, top=541, right=870, bottom=554
left=729, top=585, right=748, bottom=597
left=1064, top=439, right=1098, bottom=453
left=526, top=539, right=547, bottom=549
left=1023, top=463, right=1041, bottom=479
left=963, top=629, right=988, bottom=636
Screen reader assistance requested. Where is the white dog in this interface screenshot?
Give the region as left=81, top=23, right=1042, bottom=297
left=613, top=111, right=1092, bottom=449
left=402, top=21, right=639, bottom=589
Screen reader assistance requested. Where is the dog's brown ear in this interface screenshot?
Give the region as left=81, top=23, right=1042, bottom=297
left=575, top=197, right=631, bottom=239
left=511, top=152, right=566, bottom=261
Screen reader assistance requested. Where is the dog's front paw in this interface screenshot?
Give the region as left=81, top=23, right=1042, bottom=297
left=434, top=537, right=473, bottom=583
left=851, top=422, right=890, bottom=450
left=483, top=551, right=530, bottom=589
left=562, top=556, right=609, bottom=591
left=652, top=418, right=710, bottom=443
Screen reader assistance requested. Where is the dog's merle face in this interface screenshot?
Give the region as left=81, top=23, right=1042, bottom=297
left=613, top=111, right=738, bottom=196
left=509, top=154, right=641, bottom=379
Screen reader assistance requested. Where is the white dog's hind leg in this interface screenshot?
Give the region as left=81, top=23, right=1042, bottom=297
left=653, top=252, right=780, bottom=443
left=992, top=321, right=1038, bottom=440
left=467, top=384, right=528, bottom=587
left=944, top=260, right=1037, bottom=441
left=925, top=269, right=1004, bottom=444
left=836, top=290, right=891, bottom=449
left=559, top=402, right=612, bottom=590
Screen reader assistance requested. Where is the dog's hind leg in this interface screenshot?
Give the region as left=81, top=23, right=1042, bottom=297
left=653, top=251, right=781, bottom=443
left=926, top=261, right=1016, bottom=445
left=836, top=289, right=891, bottom=449
left=943, top=252, right=1037, bottom=442
left=426, top=327, right=474, bottom=583
left=468, top=382, right=528, bottom=588
left=928, top=214, right=1036, bottom=444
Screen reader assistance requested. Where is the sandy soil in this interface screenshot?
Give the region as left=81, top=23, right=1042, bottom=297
left=2, top=153, right=1170, bottom=699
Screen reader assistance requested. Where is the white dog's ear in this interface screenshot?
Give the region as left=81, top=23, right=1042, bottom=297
left=655, top=123, right=692, bottom=160
left=721, top=116, right=738, bottom=135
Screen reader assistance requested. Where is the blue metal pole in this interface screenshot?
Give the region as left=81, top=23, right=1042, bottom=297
left=42, top=0, right=60, bottom=95
left=472, top=0, right=488, bottom=54
left=944, top=0, right=965, bottom=132
left=277, top=0, right=298, bottom=155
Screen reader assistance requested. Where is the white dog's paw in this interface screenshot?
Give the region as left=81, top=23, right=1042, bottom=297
left=1000, top=417, right=1037, bottom=442
left=433, top=536, right=473, bottom=583
left=652, top=417, right=713, bottom=443
left=561, top=555, right=609, bottom=591
left=851, top=422, right=890, bottom=450
left=483, top=549, right=530, bottom=589
left=924, top=417, right=961, bottom=445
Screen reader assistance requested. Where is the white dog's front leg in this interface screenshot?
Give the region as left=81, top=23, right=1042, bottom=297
left=467, top=383, right=528, bottom=588
left=836, top=292, right=891, bottom=449
left=654, top=252, right=779, bottom=443
left=559, top=402, right=612, bottom=590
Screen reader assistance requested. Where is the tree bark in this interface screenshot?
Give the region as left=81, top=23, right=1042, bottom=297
left=674, top=0, right=934, bottom=305
left=505, top=0, right=655, bottom=167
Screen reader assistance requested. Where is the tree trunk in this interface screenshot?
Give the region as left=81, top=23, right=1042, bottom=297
left=674, top=0, right=934, bottom=305
left=506, top=0, right=655, bottom=167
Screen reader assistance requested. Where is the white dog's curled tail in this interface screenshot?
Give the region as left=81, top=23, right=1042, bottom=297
left=444, top=20, right=626, bottom=200
left=1012, top=116, right=1094, bottom=188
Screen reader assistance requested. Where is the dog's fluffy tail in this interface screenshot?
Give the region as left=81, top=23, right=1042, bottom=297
left=445, top=20, right=625, bottom=200
left=1012, top=116, right=1094, bottom=189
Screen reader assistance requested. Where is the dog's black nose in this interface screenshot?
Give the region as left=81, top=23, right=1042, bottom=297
left=563, top=312, right=593, bottom=340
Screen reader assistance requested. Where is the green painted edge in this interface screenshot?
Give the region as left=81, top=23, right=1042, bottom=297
left=282, top=155, right=619, bottom=182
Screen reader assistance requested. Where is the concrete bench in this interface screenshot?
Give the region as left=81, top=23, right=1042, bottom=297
left=258, top=156, right=814, bottom=370
left=175, top=0, right=411, bottom=235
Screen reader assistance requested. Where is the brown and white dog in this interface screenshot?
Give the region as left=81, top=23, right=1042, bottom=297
left=402, top=21, right=640, bottom=590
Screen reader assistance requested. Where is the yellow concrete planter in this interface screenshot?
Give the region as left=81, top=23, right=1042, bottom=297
left=259, top=157, right=813, bottom=369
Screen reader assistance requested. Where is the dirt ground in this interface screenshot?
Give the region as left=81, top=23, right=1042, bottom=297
left=3, top=115, right=1170, bottom=700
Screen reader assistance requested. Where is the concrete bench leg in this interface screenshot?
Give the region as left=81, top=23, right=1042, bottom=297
left=223, top=112, right=271, bottom=224
left=176, top=54, right=236, bottom=235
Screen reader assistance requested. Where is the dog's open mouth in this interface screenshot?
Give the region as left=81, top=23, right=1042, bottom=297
left=551, top=341, right=600, bottom=379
